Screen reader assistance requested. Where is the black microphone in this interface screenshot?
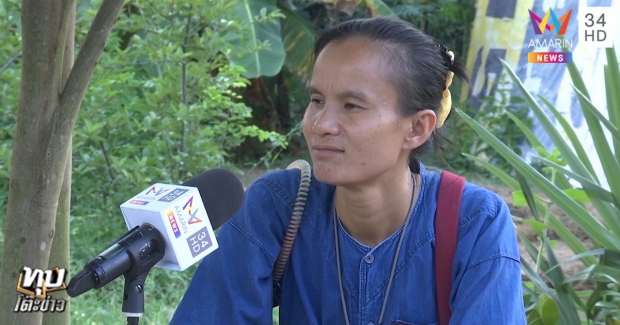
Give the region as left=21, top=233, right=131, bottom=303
left=66, top=168, right=245, bottom=306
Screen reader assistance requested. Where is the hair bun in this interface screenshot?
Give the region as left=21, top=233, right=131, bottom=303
left=438, top=44, right=454, bottom=68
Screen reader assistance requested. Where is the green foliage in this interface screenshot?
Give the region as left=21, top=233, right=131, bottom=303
left=456, top=46, right=620, bottom=324
left=68, top=0, right=286, bottom=321
left=1, top=0, right=286, bottom=322
left=224, top=0, right=396, bottom=80
left=387, top=0, right=475, bottom=58
left=0, top=0, right=22, bottom=263
left=224, top=0, right=286, bottom=78
left=420, top=76, right=532, bottom=180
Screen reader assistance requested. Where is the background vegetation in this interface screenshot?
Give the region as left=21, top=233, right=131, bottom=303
left=4, top=0, right=610, bottom=324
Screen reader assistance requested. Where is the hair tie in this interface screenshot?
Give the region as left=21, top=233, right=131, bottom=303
left=436, top=50, right=454, bottom=128
left=438, top=44, right=454, bottom=68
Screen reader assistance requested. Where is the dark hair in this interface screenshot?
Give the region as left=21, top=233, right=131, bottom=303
left=312, top=16, right=469, bottom=172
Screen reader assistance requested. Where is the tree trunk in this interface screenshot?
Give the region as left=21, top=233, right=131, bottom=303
left=0, top=0, right=125, bottom=324
left=42, top=1, right=75, bottom=324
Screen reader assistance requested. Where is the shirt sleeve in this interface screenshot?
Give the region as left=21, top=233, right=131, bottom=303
left=169, top=178, right=286, bottom=325
left=448, top=192, right=527, bottom=324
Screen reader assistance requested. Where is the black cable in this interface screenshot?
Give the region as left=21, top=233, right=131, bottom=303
left=127, top=316, right=139, bottom=325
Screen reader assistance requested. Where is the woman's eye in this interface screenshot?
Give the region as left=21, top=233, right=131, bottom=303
left=310, top=98, right=324, bottom=105
left=344, top=103, right=363, bottom=110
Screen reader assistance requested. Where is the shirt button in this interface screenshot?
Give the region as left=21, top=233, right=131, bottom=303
left=364, top=255, right=374, bottom=263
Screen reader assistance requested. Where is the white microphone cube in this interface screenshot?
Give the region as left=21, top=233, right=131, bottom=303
left=120, top=183, right=219, bottom=271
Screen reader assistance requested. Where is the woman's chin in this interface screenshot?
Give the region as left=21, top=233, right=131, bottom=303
left=312, top=165, right=341, bottom=183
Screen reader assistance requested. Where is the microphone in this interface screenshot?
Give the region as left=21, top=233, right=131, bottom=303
left=66, top=168, right=244, bottom=309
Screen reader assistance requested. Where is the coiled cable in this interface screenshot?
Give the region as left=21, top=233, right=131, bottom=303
left=272, top=159, right=312, bottom=307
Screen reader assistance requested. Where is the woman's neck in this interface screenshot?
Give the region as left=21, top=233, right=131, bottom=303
left=334, top=168, right=419, bottom=247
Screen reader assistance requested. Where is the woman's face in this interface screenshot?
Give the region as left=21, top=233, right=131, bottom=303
left=302, top=37, right=418, bottom=186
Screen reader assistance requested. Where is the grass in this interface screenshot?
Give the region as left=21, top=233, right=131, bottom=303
left=69, top=264, right=283, bottom=325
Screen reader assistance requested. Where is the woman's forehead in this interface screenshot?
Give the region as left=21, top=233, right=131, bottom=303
left=311, top=39, right=394, bottom=91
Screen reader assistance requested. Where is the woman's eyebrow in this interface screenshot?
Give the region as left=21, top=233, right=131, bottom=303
left=307, top=86, right=371, bottom=103
left=339, top=89, right=371, bottom=103
left=307, top=85, right=321, bottom=94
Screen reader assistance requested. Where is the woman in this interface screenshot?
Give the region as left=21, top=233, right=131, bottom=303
left=170, top=16, right=525, bottom=325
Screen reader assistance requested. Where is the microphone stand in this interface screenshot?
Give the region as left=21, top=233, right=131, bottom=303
left=121, top=225, right=166, bottom=325
left=123, top=272, right=149, bottom=325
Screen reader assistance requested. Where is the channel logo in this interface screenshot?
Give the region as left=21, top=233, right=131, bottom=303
left=528, top=8, right=572, bottom=35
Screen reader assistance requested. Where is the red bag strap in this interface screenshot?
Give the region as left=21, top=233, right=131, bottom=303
left=435, top=170, right=465, bottom=325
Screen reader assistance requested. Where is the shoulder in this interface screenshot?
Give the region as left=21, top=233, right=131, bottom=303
left=421, top=167, right=519, bottom=263
left=421, top=167, right=508, bottom=227
left=238, top=168, right=335, bottom=227
left=248, top=167, right=334, bottom=204
left=460, top=179, right=508, bottom=225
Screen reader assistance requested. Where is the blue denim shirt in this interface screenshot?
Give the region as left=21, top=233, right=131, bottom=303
left=170, top=164, right=526, bottom=324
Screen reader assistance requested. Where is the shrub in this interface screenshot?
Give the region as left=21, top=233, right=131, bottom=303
left=457, top=46, right=620, bottom=324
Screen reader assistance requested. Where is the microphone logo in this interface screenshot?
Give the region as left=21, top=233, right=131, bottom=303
left=146, top=186, right=171, bottom=196
left=183, top=196, right=202, bottom=225
left=167, top=209, right=182, bottom=238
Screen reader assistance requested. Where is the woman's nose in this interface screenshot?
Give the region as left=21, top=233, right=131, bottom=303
left=311, top=104, right=340, bottom=136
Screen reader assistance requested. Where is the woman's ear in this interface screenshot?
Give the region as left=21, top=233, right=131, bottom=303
left=402, top=109, right=436, bottom=150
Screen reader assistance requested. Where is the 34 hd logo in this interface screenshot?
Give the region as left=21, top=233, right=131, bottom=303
left=14, top=266, right=68, bottom=313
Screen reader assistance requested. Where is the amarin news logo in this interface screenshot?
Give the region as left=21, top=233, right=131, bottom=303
left=14, top=266, right=68, bottom=313
left=146, top=186, right=171, bottom=196
left=528, top=8, right=572, bottom=35
left=527, top=8, right=573, bottom=64
left=184, top=196, right=202, bottom=224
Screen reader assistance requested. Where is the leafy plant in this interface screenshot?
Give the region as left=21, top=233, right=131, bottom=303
left=425, top=75, right=532, bottom=179
left=456, top=45, right=620, bottom=324
left=224, top=0, right=397, bottom=80
left=0, top=0, right=23, bottom=264
left=386, top=0, right=475, bottom=58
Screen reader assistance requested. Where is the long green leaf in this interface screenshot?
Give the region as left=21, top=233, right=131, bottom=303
left=462, top=153, right=518, bottom=187
left=517, top=172, right=540, bottom=220
left=565, top=265, right=620, bottom=284
left=518, top=232, right=545, bottom=267
left=463, top=153, right=597, bottom=266
left=521, top=256, right=558, bottom=299
left=546, top=214, right=597, bottom=267
left=533, top=156, right=615, bottom=204
left=456, top=108, right=620, bottom=250
left=545, top=248, right=605, bottom=274
left=571, top=86, right=620, bottom=145
left=571, top=84, right=620, bottom=210
left=605, top=47, right=620, bottom=165
left=565, top=51, right=590, bottom=98
left=539, top=91, right=620, bottom=240
left=565, top=49, right=620, bottom=212
left=542, top=239, right=584, bottom=322
left=499, top=59, right=597, bottom=183
left=225, top=0, right=286, bottom=78
left=506, top=108, right=572, bottom=191
left=506, top=110, right=545, bottom=150
left=277, top=1, right=315, bottom=79
left=538, top=95, right=597, bottom=181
